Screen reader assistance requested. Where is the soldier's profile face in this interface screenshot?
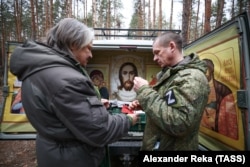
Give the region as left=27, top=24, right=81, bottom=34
left=121, top=64, right=135, bottom=91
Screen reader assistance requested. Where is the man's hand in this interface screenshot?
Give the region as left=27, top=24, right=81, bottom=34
left=101, top=98, right=110, bottom=108
left=133, top=77, right=149, bottom=91
left=128, top=100, right=142, bottom=110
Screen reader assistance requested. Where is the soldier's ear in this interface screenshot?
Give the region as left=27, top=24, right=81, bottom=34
left=169, top=41, right=176, bottom=50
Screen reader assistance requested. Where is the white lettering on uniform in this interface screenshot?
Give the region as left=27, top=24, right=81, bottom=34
left=165, top=90, right=176, bottom=105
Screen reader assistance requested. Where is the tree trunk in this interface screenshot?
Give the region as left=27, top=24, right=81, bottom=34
left=0, top=0, right=6, bottom=67
left=182, top=0, right=191, bottom=46
left=35, top=0, right=40, bottom=40
left=204, top=0, right=211, bottom=34
left=92, top=0, right=97, bottom=28
left=113, top=0, right=117, bottom=37
left=107, top=0, right=111, bottom=38
left=68, top=0, right=72, bottom=17
left=239, top=0, right=243, bottom=14
left=138, top=0, right=143, bottom=39
left=169, top=0, right=173, bottom=29
left=188, top=1, right=192, bottom=41
left=30, top=0, right=36, bottom=40
left=158, top=0, right=162, bottom=30
left=216, top=0, right=224, bottom=28
left=201, top=13, right=204, bottom=38
left=143, top=0, right=145, bottom=29
left=50, top=0, right=53, bottom=27
left=153, top=0, right=156, bottom=28
left=44, top=0, right=49, bottom=33
left=14, top=0, right=22, bottom=41
left=148, top=0, right=151, bottom=29
left=195, top=0, right=200, bottom=39
left=231, top=0, right=235, bottom=18
left=83, top=0, right=87, bottom=23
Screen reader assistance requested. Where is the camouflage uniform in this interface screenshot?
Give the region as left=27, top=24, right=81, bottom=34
left=137, top=53, right=210, bottom=150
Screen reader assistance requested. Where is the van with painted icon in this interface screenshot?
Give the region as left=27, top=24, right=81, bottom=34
left=184, top=12, right=250, bottom=151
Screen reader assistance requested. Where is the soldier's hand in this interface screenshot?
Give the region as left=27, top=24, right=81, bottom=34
left=133, top=77, right=149, bottom=91
left=129, top=100, right=142, bottom=110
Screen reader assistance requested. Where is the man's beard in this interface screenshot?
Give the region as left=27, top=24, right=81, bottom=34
left=123, top=80, right=134, bottom=91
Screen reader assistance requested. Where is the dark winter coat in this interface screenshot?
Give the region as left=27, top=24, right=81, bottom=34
left=10, top=41, right=131, bottom=167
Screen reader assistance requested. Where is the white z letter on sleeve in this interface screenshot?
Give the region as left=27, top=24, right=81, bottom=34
left=165, top=90, right=177, bottom=105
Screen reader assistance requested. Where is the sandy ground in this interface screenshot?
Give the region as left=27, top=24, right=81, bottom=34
left=0, top=140, right=37, bottom=167
left=0, top=140, right=139, bottom=167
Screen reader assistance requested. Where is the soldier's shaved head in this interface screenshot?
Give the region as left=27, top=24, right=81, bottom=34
left=154, top=32, right=183, bottom=51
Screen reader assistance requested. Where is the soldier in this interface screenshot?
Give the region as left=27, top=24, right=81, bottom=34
left=129, top=32, right=210, bottom=150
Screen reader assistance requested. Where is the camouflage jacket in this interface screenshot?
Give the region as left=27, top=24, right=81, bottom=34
left=137, top=53, right=210, bottom=151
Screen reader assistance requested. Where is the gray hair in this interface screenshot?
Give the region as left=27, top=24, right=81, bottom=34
left=46, top=18, right=94, bottom=55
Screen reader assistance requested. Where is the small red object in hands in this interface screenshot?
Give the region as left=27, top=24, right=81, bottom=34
left=121, top=104, right=134, bottom=114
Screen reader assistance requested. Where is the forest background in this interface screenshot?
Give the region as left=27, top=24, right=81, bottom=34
left=0, top=0, right=250, bottom=71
